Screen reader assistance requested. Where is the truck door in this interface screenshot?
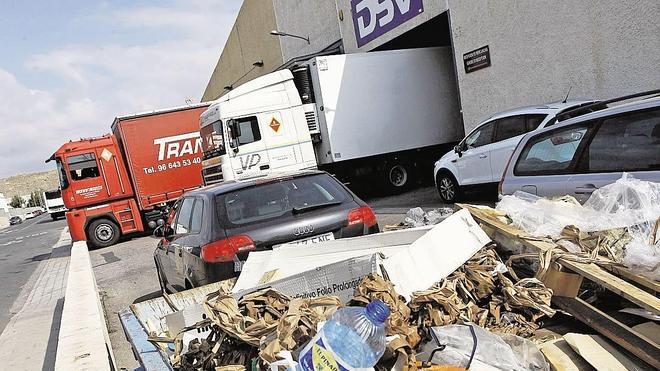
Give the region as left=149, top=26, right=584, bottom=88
left=63, top=152, right=107, bottom=207
left=228, top=115, right=271, bottom=180
left=259, top=111, right=301, bottom=172
left=93, top=146, right=129, bottom=198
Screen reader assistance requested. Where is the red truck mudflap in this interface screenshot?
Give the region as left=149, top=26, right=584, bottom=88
left=66, top=198, right=144, bottom=242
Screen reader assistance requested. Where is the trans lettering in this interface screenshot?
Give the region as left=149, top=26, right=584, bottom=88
left=154, top=132, right=203, bottom=161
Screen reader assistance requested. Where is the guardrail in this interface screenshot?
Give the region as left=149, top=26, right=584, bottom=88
left=55, top=241, right=116, bottom=370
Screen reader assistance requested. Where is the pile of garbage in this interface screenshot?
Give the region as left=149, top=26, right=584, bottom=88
left=497, top=174, right=660, bottom=279
left=165, top=243, right=555, bottom=370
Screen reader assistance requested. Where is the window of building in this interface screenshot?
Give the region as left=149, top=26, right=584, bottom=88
left=583, top=109, right=660, bottom=172
left=236, top=116, right=261, bottom=145
left=67, top=153, right=99, bottom=181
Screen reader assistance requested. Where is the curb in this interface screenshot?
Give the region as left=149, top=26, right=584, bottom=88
left=55, top=241, right=117, bottom=370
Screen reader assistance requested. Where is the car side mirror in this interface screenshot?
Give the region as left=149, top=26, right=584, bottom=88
left=454, top=144, right=463, bottom=157
left=153, top=225, right=173, bottom=238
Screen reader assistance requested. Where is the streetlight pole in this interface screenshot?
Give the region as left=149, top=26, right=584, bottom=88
left=270, top=30, right=310, bottom=44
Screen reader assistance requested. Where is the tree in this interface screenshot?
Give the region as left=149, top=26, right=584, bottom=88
left=28, top=191, right=43, bottom=207
left=9, top=195, right=23, bottom=208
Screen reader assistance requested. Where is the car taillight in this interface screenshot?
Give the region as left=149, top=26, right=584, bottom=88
left=347, top=206, right=378, bottom=228
left=201, top=235, right=255, bottom=263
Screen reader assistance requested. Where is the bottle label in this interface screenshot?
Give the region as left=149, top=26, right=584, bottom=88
left=299, top=335, right=350, bottom=371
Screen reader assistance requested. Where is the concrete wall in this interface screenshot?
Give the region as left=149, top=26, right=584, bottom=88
left=335, top=0, right=448, bottom=52
left=273, top=0, right=342, bottom=63
left=448, top=0, right=660, bottom=132
left=201, top=0, right=284, bottom=102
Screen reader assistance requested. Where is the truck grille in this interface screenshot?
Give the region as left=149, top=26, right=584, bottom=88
left=202, top=165, right=224, bottom=185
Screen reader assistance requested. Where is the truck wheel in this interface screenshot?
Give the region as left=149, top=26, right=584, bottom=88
left=383, top=162, right=413, bottom=193
left=436, top=172, right=461, bottom=203
left=87, top=219, right=120, bottom=248
left=51, top=215, right=58, bottom=221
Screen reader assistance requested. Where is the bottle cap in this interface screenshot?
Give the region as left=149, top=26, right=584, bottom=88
left=365, top=299, right=390, bottom=324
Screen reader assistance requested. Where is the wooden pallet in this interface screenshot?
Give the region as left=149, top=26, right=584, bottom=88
left=459, top=204, right=660, bottom=369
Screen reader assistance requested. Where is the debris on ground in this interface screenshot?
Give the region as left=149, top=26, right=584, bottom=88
left=417, top=324, right=549, bottom=370
left=497, top=174, right=660, bottom=279
left=384, top=207, right=453, bottom=231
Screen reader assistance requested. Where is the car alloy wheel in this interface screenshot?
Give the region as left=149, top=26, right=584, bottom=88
left=437, top=174, right=459, bottom=203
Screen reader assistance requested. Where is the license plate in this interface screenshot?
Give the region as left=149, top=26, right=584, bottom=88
left=290, top=232, right=335, bottom=246
left=233, top=255, right=244, bottom=272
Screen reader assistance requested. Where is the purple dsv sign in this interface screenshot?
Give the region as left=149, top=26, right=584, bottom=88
left=350, top=0, right=424, bottom=47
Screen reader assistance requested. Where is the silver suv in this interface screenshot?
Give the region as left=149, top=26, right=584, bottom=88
left=500, top=90, right=660, bottom=202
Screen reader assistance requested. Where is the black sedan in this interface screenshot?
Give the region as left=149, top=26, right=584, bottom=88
left=9, top=216, right=22, bottom=225
left=153, top=171, right=379, bottom=293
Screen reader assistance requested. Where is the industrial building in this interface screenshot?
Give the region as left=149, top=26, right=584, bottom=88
left=202, top=0, right=660, bottom=133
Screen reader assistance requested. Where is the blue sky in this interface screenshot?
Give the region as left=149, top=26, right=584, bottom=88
left=0, top=0, right=241, bottom=177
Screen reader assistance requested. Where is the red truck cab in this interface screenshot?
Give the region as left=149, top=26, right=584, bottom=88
left=48, top=104, right=209, bottom=247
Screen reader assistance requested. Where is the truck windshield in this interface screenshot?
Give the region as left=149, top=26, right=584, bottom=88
left=201, top=120, right=226, bottom=160
left=55, top=158, right=69, bottom=190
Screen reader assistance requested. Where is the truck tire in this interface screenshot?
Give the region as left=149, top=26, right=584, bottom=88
left=383, top=161, right=413, bottom=194
left=51, top=214, right=58, bottom=221
left=87, top=218, right=120, bottom=248
left=436, top=171, right=461, bottom=203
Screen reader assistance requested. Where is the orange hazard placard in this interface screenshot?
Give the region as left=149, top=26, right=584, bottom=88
left=269, top=117, right=281, bottom=133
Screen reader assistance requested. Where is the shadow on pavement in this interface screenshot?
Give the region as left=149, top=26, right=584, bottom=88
left=132, top=290, right=162, bottom=304
left=42, top=298, right=64, bottom=371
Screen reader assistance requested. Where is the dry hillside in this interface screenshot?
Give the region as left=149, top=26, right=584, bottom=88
left=0, top=170, right=60, bottom=199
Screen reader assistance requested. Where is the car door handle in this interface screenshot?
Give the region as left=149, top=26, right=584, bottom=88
left=575, top=184, right=597, bottom=194
left=168, top=243, right=180, bottom=254
left=479, top=154, right=488, bottom=159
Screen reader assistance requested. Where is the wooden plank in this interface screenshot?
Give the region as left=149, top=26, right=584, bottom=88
left=539, top=339, right=597, bottom=371
left=604, top=265, right=659, bottom=294
left=553, top=297, right=660, bottom=369
left=460, top=204, right=660, bottom=314
left=563, top=333, right=641, bottom=371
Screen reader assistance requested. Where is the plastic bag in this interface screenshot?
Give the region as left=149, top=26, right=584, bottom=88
left=403, top=207, right=453, bottom=227
left=417, top=323, right=549, bottom=371
left=496, top=174, right=660, bottom=278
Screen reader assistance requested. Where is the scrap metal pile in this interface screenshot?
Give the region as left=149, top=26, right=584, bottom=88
left=165, top=243, right=555, bottom=370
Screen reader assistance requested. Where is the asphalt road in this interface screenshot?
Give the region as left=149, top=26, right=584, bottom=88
left=0, top=214, right=67, bottom=333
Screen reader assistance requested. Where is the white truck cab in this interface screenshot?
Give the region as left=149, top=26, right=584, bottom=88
left=200, top=70, right=317, bottom=184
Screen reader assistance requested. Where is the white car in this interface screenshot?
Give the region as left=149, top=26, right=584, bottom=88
left=434, top=100, right=595, bottom=202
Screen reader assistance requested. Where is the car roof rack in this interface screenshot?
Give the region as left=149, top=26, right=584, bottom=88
left=553, top=89, right=660, bottom=123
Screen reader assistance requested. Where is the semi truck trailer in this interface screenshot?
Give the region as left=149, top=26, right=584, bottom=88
left=43, top=189, right=67, bottom=220
left=47, top=103, right=209, bottom=247
left=199, top=47, right=463, bottom=192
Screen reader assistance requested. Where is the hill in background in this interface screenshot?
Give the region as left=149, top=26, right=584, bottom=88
left=0, top=170, right=60, bottom=199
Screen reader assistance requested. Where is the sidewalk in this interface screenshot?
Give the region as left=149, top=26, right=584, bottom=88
left=0, top=228, right=71, bottom=370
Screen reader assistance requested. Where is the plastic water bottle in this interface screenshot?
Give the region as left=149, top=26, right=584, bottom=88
left=297, top=299, right=390, bottom=370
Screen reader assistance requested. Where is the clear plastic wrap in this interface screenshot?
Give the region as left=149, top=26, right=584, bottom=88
left=403, top=207, right=453, bottom=227
left=496, top=174, right=660, bottom=279
left=417, top=324, right=549, bottom=371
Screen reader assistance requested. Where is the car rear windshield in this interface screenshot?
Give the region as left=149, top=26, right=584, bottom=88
left=216, top=174, right=349, bottom=226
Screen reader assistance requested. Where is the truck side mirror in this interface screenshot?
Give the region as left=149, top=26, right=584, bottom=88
left=228, top=119, right=241, bottom=139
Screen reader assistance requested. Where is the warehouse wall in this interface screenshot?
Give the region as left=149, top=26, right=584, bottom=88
left=273, top=0, right=342, bottom=63
left=201, top=0, right=283, bottom=102
left=449, top=0, right=660, bottom=132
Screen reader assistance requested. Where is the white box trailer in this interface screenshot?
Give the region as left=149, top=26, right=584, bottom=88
left=200, top=47, right=463, bottom=192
